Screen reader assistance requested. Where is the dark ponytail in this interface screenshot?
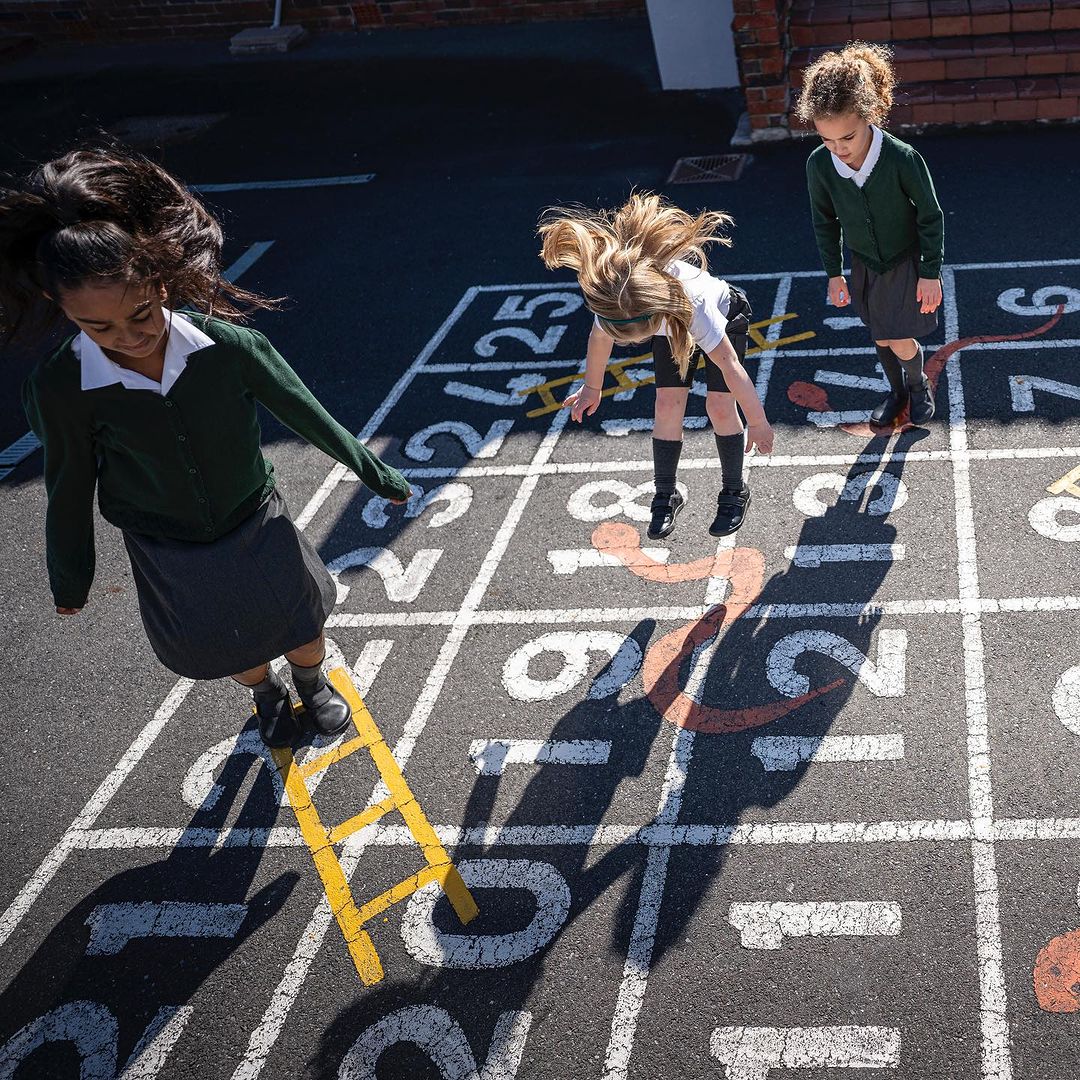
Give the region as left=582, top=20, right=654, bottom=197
left=0, top=146, right=280, bottom=344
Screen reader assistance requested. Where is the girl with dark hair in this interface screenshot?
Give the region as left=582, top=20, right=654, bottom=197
left=796, top=42, right=945, bottom=426
left=3, top=147, right=411, bottom=747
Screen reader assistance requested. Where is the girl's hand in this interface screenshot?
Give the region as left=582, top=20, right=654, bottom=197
left=917, top=277, right=942, bottom=314
left=389, top=489, right=413, bottom=506
left=745, top=421, right=774, bottom=456
left=828, top=276, right=850, bottom=307
left=563, top=383, right=602, bottom=423
left=56, top=606, right=82, bottom=615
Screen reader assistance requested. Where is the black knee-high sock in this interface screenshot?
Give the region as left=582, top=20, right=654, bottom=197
left=875, top=345, right=906, bottom=394
left=714, top=432, right=745, bottom=493
left=897, top=343, right=925, bottom=387
left=652, top=438, right=682, bottom=497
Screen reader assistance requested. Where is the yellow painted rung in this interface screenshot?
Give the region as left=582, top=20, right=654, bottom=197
left=1048, top=462, right=1080, bottom=496
left=273, top=666, right=481, bottom=984
left=355, top=863, right=446, bottom=925
left=327, top=794, right=399, bottom=845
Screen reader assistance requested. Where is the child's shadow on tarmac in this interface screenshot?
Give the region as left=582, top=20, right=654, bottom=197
left=0, top=748, right=298, bottom=1078
left=314, top=447, right=911, bottom=1077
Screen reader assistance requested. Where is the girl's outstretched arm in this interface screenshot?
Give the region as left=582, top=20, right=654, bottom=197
left=562, top=324, right=614, bottom=423
left=706, top=337, right=774, bottom=455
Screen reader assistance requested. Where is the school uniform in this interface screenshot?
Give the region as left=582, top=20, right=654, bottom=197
left=806, top=126, right=944, bottom=340
left=595, top=260, right=754, bottom=386
left=22, top=310, right=409, bottom=680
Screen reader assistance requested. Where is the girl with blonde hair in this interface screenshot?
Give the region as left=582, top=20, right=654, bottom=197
left=797, top=42, right=945, bottom=426
left=539, top=193, right=773, bottom=540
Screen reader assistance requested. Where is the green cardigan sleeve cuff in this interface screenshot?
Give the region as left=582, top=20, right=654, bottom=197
left=240, top=329, right=411, bottom=501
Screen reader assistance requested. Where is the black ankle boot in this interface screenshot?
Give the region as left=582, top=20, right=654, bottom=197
left=251, top=673, right=301, bottom=749
left=296, top=673, right=353, bottom=737
left=908, top=374, right=936, bottom=424
left=871, top=346, right=908, bottom=426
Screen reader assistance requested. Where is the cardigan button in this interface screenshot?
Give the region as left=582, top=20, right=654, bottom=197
left=178, top=434, right=186, bottom=441
left=189, top=467, right=197, bottom=474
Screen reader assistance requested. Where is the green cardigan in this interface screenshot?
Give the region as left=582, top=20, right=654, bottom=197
left=22, top=315, right=410, bottom=609
left=806, top=129, right=945, bottom=280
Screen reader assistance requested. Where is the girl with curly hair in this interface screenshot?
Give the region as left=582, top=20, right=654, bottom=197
left=797, top=42, right=945, bottom=426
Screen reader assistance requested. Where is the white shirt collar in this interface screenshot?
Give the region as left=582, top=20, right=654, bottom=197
left=75, top=308, right=215, bottom=395
left=831, top=124, right=883, bottom=188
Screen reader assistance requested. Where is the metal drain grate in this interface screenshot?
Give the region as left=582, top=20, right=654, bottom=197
left=667, top=153, right=750, bottom=184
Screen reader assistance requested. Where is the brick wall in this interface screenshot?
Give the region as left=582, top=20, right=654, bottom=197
left=0, top=0, right=646, bottom=43
left=733, top=0, right=789, bottom=136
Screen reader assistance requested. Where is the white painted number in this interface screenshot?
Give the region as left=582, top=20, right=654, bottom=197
left=1029, top=496, right=1080, bottom=542
left=502, top=631, right=642, bottom=702
left=400, top=859, right=570, bottom=968
left=0, top=1001, right=193, bottom=1080
left=327, top=547, right=443, bottom=603
left=1010, top=375, right=1080, bottom=413
left=710, top=1025, right=900, bottom=1079
left=494, top=292, right=582, bottom=320
left=338, top=1005, right=532, bottom=1080
left=1053, top=666, right=1080, bottom=735
left=567, top=479, right=687, bottom=523
left=766, top=630, right=907, bottom=698
left=997, top=286, right=1080, bottom=316
left=405, top=420, right=514, bottom=462
left=363, top=483, right=473, bottom=529
left=792, top=471, right=908, bottom=517
left=474, top=326, right=566, bottom=358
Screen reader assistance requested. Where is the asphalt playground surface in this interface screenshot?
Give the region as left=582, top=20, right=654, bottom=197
left=2, top=17, right=1080, bottom=1079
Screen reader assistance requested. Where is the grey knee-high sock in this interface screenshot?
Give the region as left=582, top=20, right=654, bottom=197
left=897, top=344, right=926, bottom=387
left=238, top=668, right=284, bottom=701
left=652, top=438, right=683, bottom=497
left=714, top=432, right=745, bottom=493
left=875, top=345, right=906, bottom=394
left=289, top=658, right=326, bottom=697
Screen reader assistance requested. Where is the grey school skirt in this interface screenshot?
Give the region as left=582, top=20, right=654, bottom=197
left=123, top=489, right=337, bottom=680
left=850, top=252, right=939, bottom=340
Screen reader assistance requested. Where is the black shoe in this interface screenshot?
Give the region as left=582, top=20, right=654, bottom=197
left=709, top=485, right=752, bottom=537
left=647, top=491, right=685, bottom=540
left=253, top=684, right=301, bottom=749
left=908, top=375, right=936, bottom=424
left=870, top=390, right=909, bottom=426
left=298, top=679, right=353, bottom=737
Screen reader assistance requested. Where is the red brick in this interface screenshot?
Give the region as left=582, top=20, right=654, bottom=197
left=973, top=76, right=1018, bottom=97
left=891, top=15, right=933, bottom=35
left=733, top=11, right=778, bottom=29
left=1052, top=8, right=1080, bottom=26
left=889, top=104, right=916, bottom=124
left=985, top=54, right=1027, bottom=76
left=995, top=97, right=1040, bottom=118
left=891, top=0, right=928, bottom=16
left=970, top=11, right=1010, bottom=30
left=896, top=80, right=936, bottom=102
left=1012, top=10, right=1052, bottom=29
left=850, top=17, right=891, bottom=36
left=912, top=102, right=955, bottom=121
left=1028, top=52, right=1070, bottom=72
left=789, top=22, right=814, bottom=43
left=931, top=0, right=969, bottom=13
left=904, top=59, right=948, bottom=78
left=1063, top=72, right=1080, bottom=90
left=934, top=79, right=978, bottom=99
left=1018, top=74, right=1064, bottom=95
left=967, top=33, right=1015, bottom=54
left=931, top=14, right=971, bottom=33
left=953, top=99, right=998, bottom=120
left=946, top=56, right=988, bottom=77
left=1037, top=94, right=1080, bottom=116
left=760, top=56, right=784, bottom=76
left=968, top=0, right=1009, bottom=12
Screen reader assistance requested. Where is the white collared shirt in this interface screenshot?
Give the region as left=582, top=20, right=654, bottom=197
left=831, top=124, right=883, bottom=189
left=74, top=308, right=215, bottom=396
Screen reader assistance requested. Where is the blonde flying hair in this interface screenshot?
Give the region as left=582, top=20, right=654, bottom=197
left=795, top=42, right=896, bottom=126
left=538, top=192, right=733, bottom=380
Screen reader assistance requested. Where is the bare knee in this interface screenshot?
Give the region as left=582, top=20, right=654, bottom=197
left=706, top=392, right=741, bottom=435
left=285, top=632, right=325, bottom=668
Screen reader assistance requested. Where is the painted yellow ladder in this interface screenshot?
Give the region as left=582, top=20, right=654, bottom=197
left=270, top=667, right=479, bottom=984
left=518, top=312, right=816, bottom=417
